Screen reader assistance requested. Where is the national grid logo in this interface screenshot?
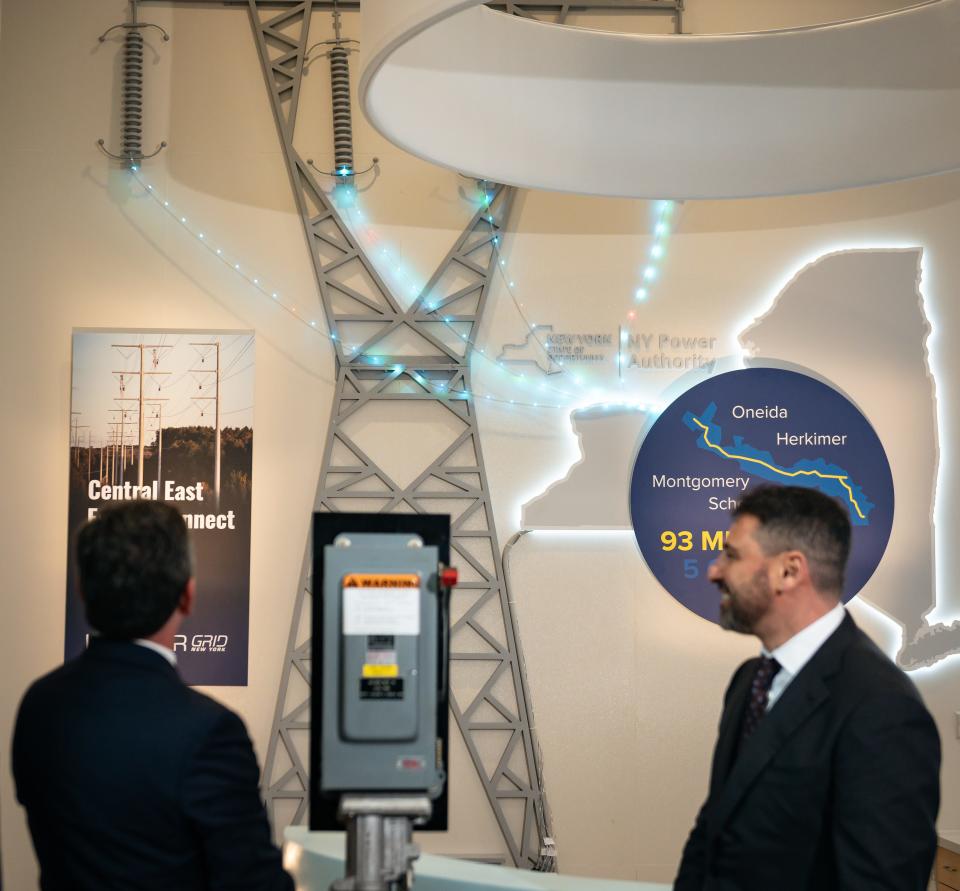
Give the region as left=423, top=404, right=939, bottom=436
left=174, top=634, right=229, bottom=654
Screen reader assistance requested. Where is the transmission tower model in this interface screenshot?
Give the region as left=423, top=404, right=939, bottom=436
left=243, top=2, right=550, bottom=868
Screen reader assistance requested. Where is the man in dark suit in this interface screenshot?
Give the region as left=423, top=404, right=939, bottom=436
left=12, top=501, right=293, bottom=891
left=675, top=485, right=940, bottom=891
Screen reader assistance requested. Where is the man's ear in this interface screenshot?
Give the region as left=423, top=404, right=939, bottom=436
left=778, top=550, right=807, bottom=592
left=179, top=577, right=196, bottom=617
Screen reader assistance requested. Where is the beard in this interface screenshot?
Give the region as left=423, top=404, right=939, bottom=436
left=718, top=567, right=773, bottom=635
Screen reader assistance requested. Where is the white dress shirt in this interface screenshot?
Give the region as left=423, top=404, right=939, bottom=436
left=763, top=602, right=845, bottom=711
left=133, top=638, right=178, bottom=667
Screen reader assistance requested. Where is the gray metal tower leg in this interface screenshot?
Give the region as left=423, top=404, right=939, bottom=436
left=247, top=1, right=549, bottom=868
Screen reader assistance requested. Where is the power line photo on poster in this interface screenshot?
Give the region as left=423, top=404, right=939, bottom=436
left=66, top=329, right=255, bottom=686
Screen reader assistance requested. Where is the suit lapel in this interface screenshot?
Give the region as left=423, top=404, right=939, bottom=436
left=708, top=614, right=856, bottom=837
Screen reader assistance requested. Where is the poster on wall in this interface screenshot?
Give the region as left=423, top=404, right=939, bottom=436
left=66, top=330, right=255, bottom=685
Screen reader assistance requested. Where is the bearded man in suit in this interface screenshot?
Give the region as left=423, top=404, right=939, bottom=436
left=674, top=484, right=940, bottom=891
left=12, top=500, right=292, bottom=891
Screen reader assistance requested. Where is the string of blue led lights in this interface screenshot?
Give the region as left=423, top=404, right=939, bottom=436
left=336, top=198, right=595, bottom=405
left=129, top=168, right=644, bottom=411
left=341, top=188, right=676, bottom=399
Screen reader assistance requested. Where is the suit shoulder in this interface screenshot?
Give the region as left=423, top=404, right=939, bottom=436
left=180, top=687, right=249, bottom=735
left=837, top=625, right=924, bottom=704
left=17, top=657, right=85, bottom=708
left=181, top=686, right=237, bottom=718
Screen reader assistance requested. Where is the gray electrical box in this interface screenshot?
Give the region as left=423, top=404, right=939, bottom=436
left=311, top=514, right=452, bottom=832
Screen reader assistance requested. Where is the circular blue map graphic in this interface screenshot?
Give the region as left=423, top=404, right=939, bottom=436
left=631, top=367, right=894, bottom=623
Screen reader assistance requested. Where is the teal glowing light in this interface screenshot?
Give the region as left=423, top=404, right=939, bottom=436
left=333, top=183, right=357, bottom=209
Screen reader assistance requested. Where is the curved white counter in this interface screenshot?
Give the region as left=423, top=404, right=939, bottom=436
left=284, top=828, right=670, bottom=890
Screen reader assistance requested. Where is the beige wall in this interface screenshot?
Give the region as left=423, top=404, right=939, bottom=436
left=1, top=0, right=958, bottom=886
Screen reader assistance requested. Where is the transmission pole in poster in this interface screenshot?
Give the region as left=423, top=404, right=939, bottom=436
left=191, top=340, right=222, bottom=507
left=112, top=343, right=172, bottom=487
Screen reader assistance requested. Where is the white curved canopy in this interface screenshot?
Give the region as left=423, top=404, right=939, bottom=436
left=359, top=0, right=960, bottom=199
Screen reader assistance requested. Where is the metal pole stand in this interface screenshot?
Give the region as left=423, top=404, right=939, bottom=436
left=331, top=795, right=432, bottom=891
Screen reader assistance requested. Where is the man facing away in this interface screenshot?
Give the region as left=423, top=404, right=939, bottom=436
left=12, top=501, right=293, bottom=891
left=674, top=485, right=940, bottom=891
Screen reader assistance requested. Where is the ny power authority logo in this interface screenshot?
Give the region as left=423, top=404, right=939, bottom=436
left=631, top=368, right=894, bottom=623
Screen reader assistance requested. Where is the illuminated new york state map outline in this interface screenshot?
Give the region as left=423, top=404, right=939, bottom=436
left=522, top=248, right=958, bottom=670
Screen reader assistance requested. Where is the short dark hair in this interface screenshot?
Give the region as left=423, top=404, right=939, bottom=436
left=77, top=501, right=192, bottom=639
left=734, top=485, right=851, bottom=596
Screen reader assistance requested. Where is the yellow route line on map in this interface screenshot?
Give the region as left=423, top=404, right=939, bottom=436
left=690, top=417, right=866, bottom=520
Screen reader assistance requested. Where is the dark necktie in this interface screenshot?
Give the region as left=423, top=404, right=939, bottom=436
left=740, top=656, right=781, bottom=743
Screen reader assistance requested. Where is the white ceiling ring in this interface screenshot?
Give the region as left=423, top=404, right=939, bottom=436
left=359, top=0, right=960, bottom=199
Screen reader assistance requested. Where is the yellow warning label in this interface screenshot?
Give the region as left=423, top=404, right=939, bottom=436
left=362, top=664, right=399, bottom=678
left=343, top=573, right=419, bottom=589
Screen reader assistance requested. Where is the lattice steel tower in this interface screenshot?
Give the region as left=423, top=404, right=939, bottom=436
left=245, top=1, right=549, bottom=867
